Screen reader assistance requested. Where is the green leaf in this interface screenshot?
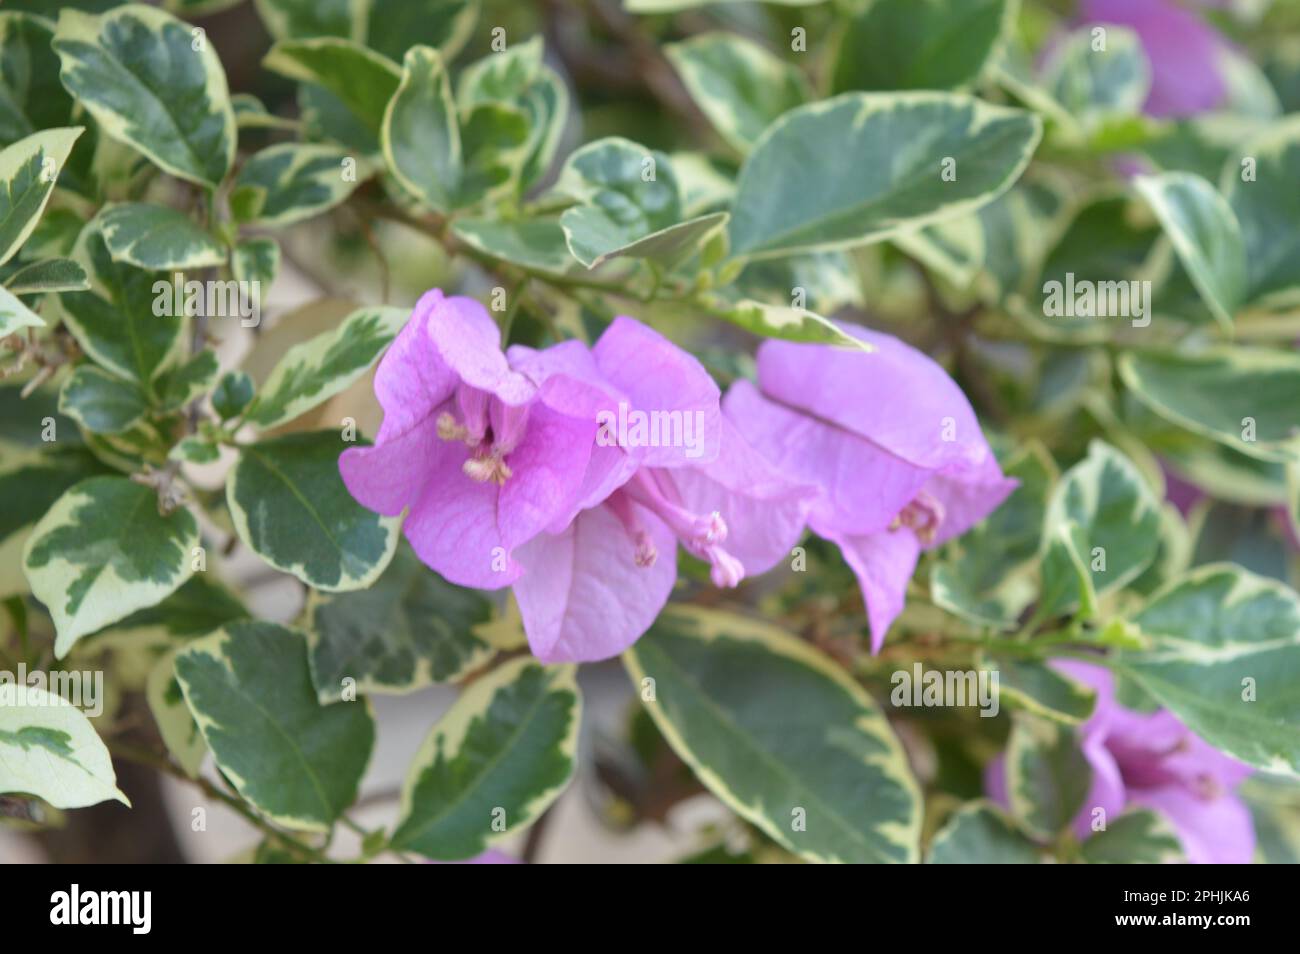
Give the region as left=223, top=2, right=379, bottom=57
left=1080, top=808, right=1184, bottom=863
left=1, top=463, right=106, bottom=599
left=1039, top=26, right=1150, bottom=127
left=0, top=127, right=84, bottom=267
left=666, top=32, right=809, bottom=153
left=1118, top=564, right=1300, bottom=778
left=0, top=444, right=106, bottom=597
left=623, top=605, right=921, bottom=864
left=226, top=431, right=400, bottom=591
left=565, top=208, right=728, bottom=270
left=97, top=202, right=226, bottom=270
left=702, top=295, right=869, bottom=350
left=389, top=657, right=580, bottom=859
left=555, top=138, right=726, bottom=269
left=156, top=348, right=219, bottom=410
left=95, top=573, right=248, bottom=642
left=927, top=801, right=1043, bottom=863
left=0, top=283, right=44, bottom=337
left=59, top=364, right=148, bottom=434
left=231, top=143, right=366, bottom=227
left=0, top=12, right=75, bottom=147
left=674, top=150, right=736, bottom=216
left=978, top=653, right=1096, bottom=724
left=53, top=5, right=235, bottom=187
left=1005, top=713, right=1091, bottom=840
left=1243, top=776, right=1300, bottom=864
left=3, top=257, right=88, bottom=295
left=1038, top=519, right=1100, bottom=621
left=18, top=207, right=83, bottom=261
left=231, top=91, right=300, bottom=131
left=298, top=85, right=378, bottom=154
left=457, top=36, right=567, bottom=188
left=832, top=0, right=1012, bottom=93
left=1223, top=115, right=1300, bottom=306
left=169, top=435, right=220, bottom=465
left=307, top=543, right=494, bottom=702
left=456, top=101, right=531, bottom=207
left=728, top=93, right=1041, bottom=260
left=243, top=304, right=406, bottom=429
left=1130, top=501, right=1193, bottom=597
left=253, top=0, right=357, bottom=41
left=1134, top=172, right=1246, bottom=330
left=0, top=685, right=127, bottom=809
left=1039, top=441, right=1162, bottom=615
left=1119, top=348, right=1300, bottom=463
left=212, top=369, right=255, bottom=420
left=381, top=45, right=459, bottom=213
left=146, top=645, right=206, bottom=777
left=265, top=37, right=399, bottom=142
left=366, top=0, right=478, bottom=63
left=231, top=236, right=279, bottom=311
left=175, top=620, right=375, bottom=831
left=735, top=249, right=863, bottom=314
left=450, top=217, right=575, bottom=275
left=932, top=443, right=1054, bottom=628
left=23, top=475, right=199, bottom=657
left=59, top=222, right=184, bottom=386
left=1032, top=193, right=1158, bottom=339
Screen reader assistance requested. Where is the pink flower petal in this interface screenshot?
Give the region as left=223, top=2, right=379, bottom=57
left=402, top=439, right=515, bottom=589
left=1130, top=785, right=1255, bottom=864
left=665, top=416, right=812, bottom=575
left=497, top=403, right=597, bottom=550
left=1080, top=0, right=1227, bottom=117
left=826, top=527, right=922, bottom=653
left=592, top=316, right=721, bottom=467
left=514, top=503, right=677, bottom=663
left=756, top=325, right=989, bottom=473
left=725, top=379, right=928, bottom=536
left=422, top=289, right=535, bottom=406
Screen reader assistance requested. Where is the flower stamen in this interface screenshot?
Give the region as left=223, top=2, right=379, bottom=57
left=621, top=471, right=745, bottom=586
left=889, top=490, right=946, bottom=544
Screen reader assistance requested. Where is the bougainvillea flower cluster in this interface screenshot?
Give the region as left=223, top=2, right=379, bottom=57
left=342, top=291, right=1012, bottom=661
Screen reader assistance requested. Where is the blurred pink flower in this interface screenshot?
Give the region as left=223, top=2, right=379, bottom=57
left=1080, top=0, right=1230, bottom=117
left=986, top=659, right=1255, bottom=863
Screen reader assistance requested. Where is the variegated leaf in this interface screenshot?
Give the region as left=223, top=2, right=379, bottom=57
left=0, top=685, right=127, bottom=809
left=226, top=431, right=400, bottom=591
left=175, top=621, right=375, bottom=830
left=728, top=92, right=1041, bottom=259
left=927, top=801, right=1043, bottom=863
left=0, top=127, right=84, bottom=267
left=23, top=475, right=199, bottom=657
left=53, top=5, right=235, bottom=186
left=623, top=605, right=922, bottom=864
left=231, top=143, right=366, bottom=227
left=306, top=543, right=495, bottom=702
left=242, top=304, right=406, bottom=429
left=59, top=364, right=148, bottom=434
left=1119, top=564, right=1300, bottom=778
left=1119, top=348, right=1300, bottom=463
left=98, top=202, right=226, bottom=270
left=1134, top=172, right=1245, bottom=330
left=390, top=657, right=580, bottom=859
left=666, top=32, right=809, bottom=153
